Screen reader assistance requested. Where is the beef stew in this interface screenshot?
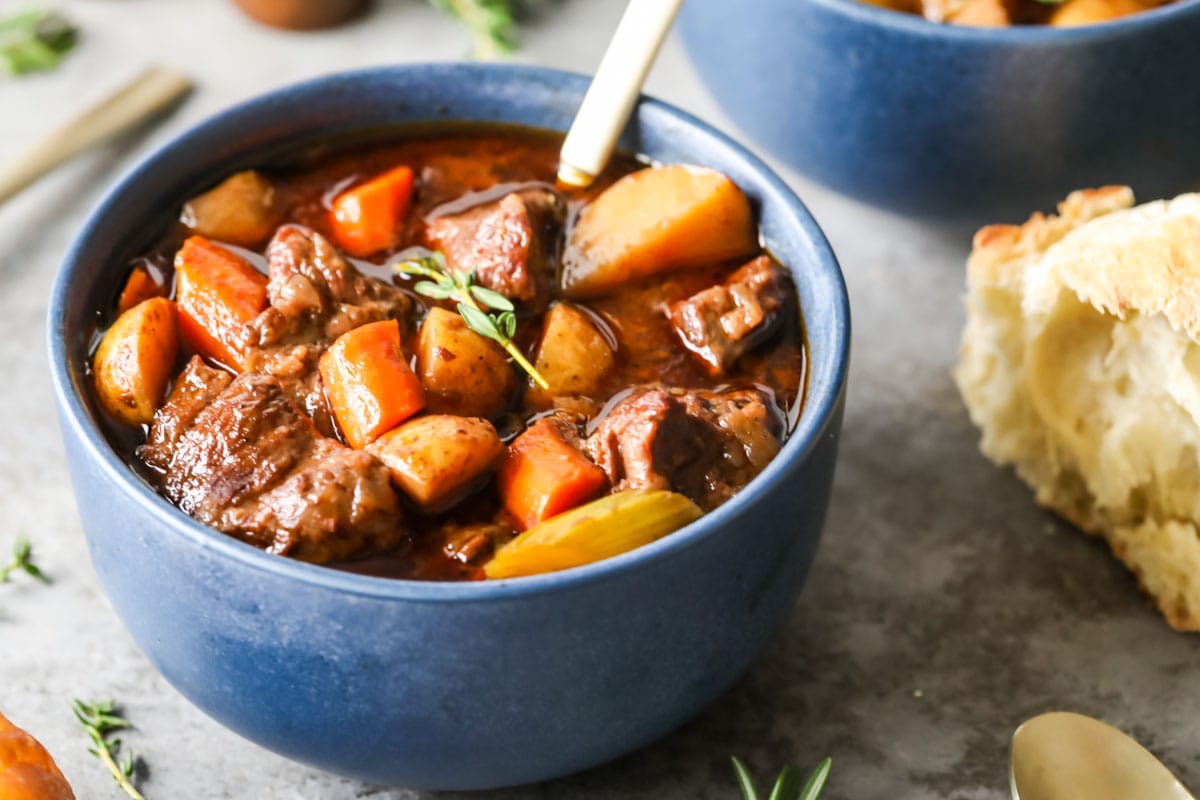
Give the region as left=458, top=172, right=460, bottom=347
left=90, top=126, right=806, bottom=581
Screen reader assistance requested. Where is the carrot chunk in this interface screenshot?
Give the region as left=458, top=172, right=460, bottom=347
left=329, top=165, right=414, bottom=258
left=116, top=264, right=166, bottom=315
left=319, top=319, right=426, bottom=449
left=174, top=236, right=268, bottom=370
left=497, top=418, right=609, bottom=531
left=0, top=710, right=76, bottom=800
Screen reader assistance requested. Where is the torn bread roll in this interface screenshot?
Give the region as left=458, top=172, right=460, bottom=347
left=955, top=185, right=1200, bottom=630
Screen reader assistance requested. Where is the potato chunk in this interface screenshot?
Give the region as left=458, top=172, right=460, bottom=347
left=416, top=307, right=516, bottom=419
left=93, top=297, right=179, bottom=425
left=560, top=165, right=757, bottom=298
left=368, top=415, right=504, bottom=511
left=180, top=170, right=279, bottom=248
left=526, top=303, right=615, bottom=407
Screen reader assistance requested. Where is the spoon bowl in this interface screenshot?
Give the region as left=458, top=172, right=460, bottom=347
left=1011, top=712, right=1195, bottom=800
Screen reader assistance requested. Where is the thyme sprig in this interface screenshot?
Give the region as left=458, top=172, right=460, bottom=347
left=733, top=756, right=832, bottom=800
left=0, top=10, right=78, bottom=76
left=73, top=699, right=147, bottom=800
left=429, top=0, right=522, bottom=59
left=393, top=249, right=549, bottom=389
left=0, top=536, right=48, bottom=584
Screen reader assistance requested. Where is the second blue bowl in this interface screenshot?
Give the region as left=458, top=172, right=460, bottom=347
left=680, top=0, right=1200, bottom=222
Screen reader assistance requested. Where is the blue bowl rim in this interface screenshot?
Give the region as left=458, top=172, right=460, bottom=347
left=809, top=0, right=1199, bottom=40
left=48, top=62, right=851, bottom=604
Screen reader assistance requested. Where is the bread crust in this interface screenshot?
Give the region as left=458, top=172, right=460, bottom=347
left=956, top=185, right=1200, bottom=631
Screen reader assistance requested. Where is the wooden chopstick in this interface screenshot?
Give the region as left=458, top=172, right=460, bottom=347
left=0, top=66, right=193, bottom=206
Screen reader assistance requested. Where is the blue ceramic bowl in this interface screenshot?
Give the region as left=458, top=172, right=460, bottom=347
left=48, top=64, right=850, bottom=790
left=679, top=0, right=1200, bottom=223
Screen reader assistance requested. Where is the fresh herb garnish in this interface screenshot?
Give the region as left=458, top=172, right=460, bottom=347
left=0, top=10, right=78, bottom=76
left=393, top=248, right=550, bottom=389
left=732, top=756, right=832, bottom=800
left=429, top=0, right=527, bottom=59
left=0, top=536, right=48, bottom=584
left=73, top=699, right=147, bottom=800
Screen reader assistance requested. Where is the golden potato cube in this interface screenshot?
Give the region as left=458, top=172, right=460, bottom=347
left=93, top=297, right=179, bottom=426
left=368, top=415, right=505, bottom=511
left=526, top=303, right=615, bottom=407
left=561, top=165, right=757, bottom=298
left=180, top=170, right=279, bottom=248
left=416, top=307, right=517, bottom=419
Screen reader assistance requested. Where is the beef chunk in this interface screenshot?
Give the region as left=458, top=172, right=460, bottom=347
left=141, top=356, right=232, bottom=470
left=668, top=256, right=790, bottom=375
left=681, top=388, right=783, bottom=473
left=585, top=386, right=782, bottom=510
left=242, top=225, right=414, bottom=434
left=146, top=370, right=406, bottom=563
left=426, top=189, right=563, bottom=303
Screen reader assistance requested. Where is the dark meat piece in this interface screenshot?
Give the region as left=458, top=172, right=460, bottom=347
left=680, top=388, right=783, bottom=473
left=242, top=225, right=414, bottom=434
left=426, top=189, right=563, bottom=303
left=141, top=356, right=232, bottom=470
left=147, top=370, right=406, bottom=563
left=668, top=256, right=790, bottom=375
left=585, top=386, right=782, bottom=510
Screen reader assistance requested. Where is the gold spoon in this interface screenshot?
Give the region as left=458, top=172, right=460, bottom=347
left=1011, top=712, right=1195, bottom=800
left=556, top=0, right=686, bottom=188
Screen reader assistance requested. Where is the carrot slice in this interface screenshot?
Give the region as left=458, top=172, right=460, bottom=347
left=319, top=319, right=426, bottom=449
left=0, top=710, right=76, bottom=800
left=174, top=236, right=268, bottom=370
left=116, top=264, right=166, bottom=315
left=497, top=418, right=609, bottom=531
left=329, top=165, right=414, bottom=257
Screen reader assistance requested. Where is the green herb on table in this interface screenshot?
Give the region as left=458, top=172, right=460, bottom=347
left=393, top=248, right=550, bottom=389
left=429, top=0, right=530, bottom=59
left=0, top=10, right=78, bottom=77
left=0, top=536, right=49, bottom=584
left=73, top=699, right=148, bottom=800
left=732, top=756, right=832, bottom=800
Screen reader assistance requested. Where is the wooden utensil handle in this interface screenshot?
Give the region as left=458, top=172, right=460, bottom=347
left=558, top=0, right=686, bottom=187
left=0, top=66, right=193, bottom=206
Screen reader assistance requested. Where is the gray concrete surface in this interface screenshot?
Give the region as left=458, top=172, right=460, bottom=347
left=2, top=1, right=1196, bottom=797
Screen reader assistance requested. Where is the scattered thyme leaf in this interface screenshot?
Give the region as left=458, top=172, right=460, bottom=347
left=0, top=10, right=78, bottom=77
left=0, top=535, right=49, bottom=584
left=73, top=699, right=147, bottom=800
left=733, top=757, right=832, bottom=800
left=797, top=757, right=832, bottom=800
left=732, top=756, right=761, bottom=800
left=429, top=0, right=522, bottom=59
left=393, top=250, right=549, bottom=389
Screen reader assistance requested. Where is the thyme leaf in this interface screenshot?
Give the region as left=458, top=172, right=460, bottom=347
left=73, top=699, right=147, bottom=800
left=429, top=0, right=522, bottom=59
left=393, top=249, right=549, bottom=389
left=0, top=10, right=78, bottom=76
left=0, top=536, right=49, bottom=584
left=733, top=756, right=832, bottom=800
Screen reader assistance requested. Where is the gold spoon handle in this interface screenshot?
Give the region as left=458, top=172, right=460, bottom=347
left=0, top=66, right=193, bottom=206
left=557, top=0, right=685, bottom=188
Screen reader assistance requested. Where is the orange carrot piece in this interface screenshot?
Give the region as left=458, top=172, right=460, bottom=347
left=319, top=319, right=426, bottom=449
left=174, top=236, right=268, bottom=370
left=329, top=165, right=414, bottom=258
left=497, top=418, right=609, bottom=531
left=0, top=710, right=76, bottom=800
left=116, top=264, right=166, bottom=315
